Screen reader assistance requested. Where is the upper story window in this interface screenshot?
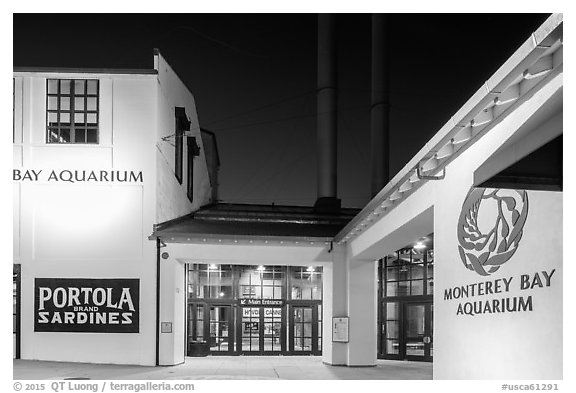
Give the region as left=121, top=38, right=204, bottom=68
left=381, top=247, right=434, bottom=298
left=175, top=107, right=191, bottom=184
left=46, top=79, right=99, bottom=144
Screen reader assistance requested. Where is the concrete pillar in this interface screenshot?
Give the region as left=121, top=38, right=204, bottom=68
left=347, top=258, right=378, bottom=366
left=322, top=244, right=348, bottom=365
left=158, top=253, right=186, bottom=366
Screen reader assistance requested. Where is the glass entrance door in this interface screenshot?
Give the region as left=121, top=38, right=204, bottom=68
left=263, top=307, right=282, bottom=353
left=209, top=305, right=233, bottom=354
left=240, top=306, right=285, bottom=354
left=403, top=302, right=433, bottom=361
left=289, top=305, right=321, bottom=355
left=241, top=307, right=260, bottom=353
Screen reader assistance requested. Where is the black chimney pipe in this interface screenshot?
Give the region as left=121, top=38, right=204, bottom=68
left=370, top=14, right=391, bottom=197
left=315, top=14, right=341, bottom=213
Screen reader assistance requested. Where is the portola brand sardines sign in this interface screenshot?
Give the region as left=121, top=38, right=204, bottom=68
left=34, top=278, right=140, bottom=333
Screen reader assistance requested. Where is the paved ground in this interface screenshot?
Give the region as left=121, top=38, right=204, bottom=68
left=14, top=356, right=432, bottom=380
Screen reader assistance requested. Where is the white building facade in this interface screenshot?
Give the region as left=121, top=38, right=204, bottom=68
left=13, top=50, right=214, bottom=366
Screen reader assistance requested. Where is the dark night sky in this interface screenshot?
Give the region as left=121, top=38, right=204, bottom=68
left=13, top=13, right=550, bottom=208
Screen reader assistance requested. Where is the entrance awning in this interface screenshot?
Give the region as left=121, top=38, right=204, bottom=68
left=150, top=203, right=359, bottom=243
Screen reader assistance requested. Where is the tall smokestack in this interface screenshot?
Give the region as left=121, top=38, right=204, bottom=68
left=370, top=14, right=390, bottom=197
left=315, top=13, right=341, bottom=213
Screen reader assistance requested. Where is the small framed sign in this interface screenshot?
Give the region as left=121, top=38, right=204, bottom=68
left=161, top=322, right=173, bottom=333
left=332, top=317, right=349, bottom=343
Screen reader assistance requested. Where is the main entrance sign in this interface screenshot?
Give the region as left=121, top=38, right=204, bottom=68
left=457, top=188, right=529, bottom=276
left=34, top=278, right=140, bottom=333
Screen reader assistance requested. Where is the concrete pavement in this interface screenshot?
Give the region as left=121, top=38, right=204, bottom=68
left=14, top=356, right=432, bottom=380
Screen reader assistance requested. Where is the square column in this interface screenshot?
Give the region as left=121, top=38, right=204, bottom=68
left=347, top=258, right=378, bottom=366
left=322, top=244, right=348, bottom=365
left=158, top=252, right=186, bottom=366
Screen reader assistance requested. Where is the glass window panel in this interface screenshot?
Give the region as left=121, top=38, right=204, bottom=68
left=386, top=321, right=399, bottom=339
left=387, top=339, right=399, bottom=354
left=427, top=263, right=434, bottom=278
left=386, top=266, right=398, bottom=281
left=75, top=97, right=85, bottom=111
left=60, top=80, right=71, bottom=94
left=386, top=282, right=398, bottom=297
left=60, top=129, right=70, bottom=143
left=410, top=279, right=424, bottom=296
left=74, top=129, right=86, bottom=143
left=60, top=112, right=70, bottom=124
left=74, top=113, right=85, bottom=124
left=60, top=97, right=70, bottom=110
left=397, top=281, right=410, bottom=296
left=87, top=80, right=98, bottom=94
left=411, top=264, right=424, bottom=280
left=386, top=302, right=398, bottom=319
left=47, top=96, right=58, bottom=110
left=262, top=286, right=273, bottom=299
left=413, top=251, right=424, bottom=263
left=87, top=97, right=97, bottom=110
left=291, top=286, right=302, bottom=300
left=47, top=80, right=58, bottom=94
left=312, top=285, right=321, bottom=300
left=273, top=286, right=282, bottom=299
left=48, top=130, right=60, bottom=143
left=74, top=80, right=85, bottom=94
left=47, top=112, right=57, bottom=126
left=87, top=129, right=98, bottom=143
left=427, top=279, right=434, bottom=295
left=398, top=266, right=409, bottom=281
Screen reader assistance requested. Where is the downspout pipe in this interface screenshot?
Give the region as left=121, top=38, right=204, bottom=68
left=370, top=14, right=391, bottom=197
left=155, top=238, right=161, bottom=366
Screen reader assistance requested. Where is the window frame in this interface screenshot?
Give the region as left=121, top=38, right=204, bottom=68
left=187, top=137, right=195, bottom=202
left=46, top=79, right=100, bottom=144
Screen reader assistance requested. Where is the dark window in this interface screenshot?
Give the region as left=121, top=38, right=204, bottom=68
left=13, top=264, right=21, bottom=359
left=175, top=107, right=191, bottom=184
left=187, top=137, right=195, bottom=202
left=46, top=79, right=99, bottom=144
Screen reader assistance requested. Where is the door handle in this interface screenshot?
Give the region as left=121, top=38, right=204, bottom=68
left=423, top=336, right=431, bottom=344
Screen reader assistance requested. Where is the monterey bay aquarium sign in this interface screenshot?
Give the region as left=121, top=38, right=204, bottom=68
left=34, top=279, right=140, bottom=333
left=443, top=188, right=557, bottom=317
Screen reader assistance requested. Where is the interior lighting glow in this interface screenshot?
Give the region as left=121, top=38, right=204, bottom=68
left=414, top=242, right=426, bottom=250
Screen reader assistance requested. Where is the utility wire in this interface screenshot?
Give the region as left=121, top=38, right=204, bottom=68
left=202, top=89, right=317, bottom=127
left=211, top=104, right=370, bottom=132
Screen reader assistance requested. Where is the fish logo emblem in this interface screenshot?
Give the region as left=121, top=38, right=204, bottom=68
left=457, top=188, right=529, bottom=276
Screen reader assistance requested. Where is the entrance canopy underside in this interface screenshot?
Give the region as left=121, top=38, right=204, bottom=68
left=151, top=203, right=359, bottom=243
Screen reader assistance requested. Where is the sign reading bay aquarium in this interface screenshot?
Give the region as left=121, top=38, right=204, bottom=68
left=13, top=169, right=143, bottom=183
left=443, top=187, right=558, bottom=317
left=34, top=279, right=140, bottom=333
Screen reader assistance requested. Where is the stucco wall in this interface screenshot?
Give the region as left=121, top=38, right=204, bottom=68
left=13, top=73, right=158, bottom=365
left=154, top=53, right=212, bottom=223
